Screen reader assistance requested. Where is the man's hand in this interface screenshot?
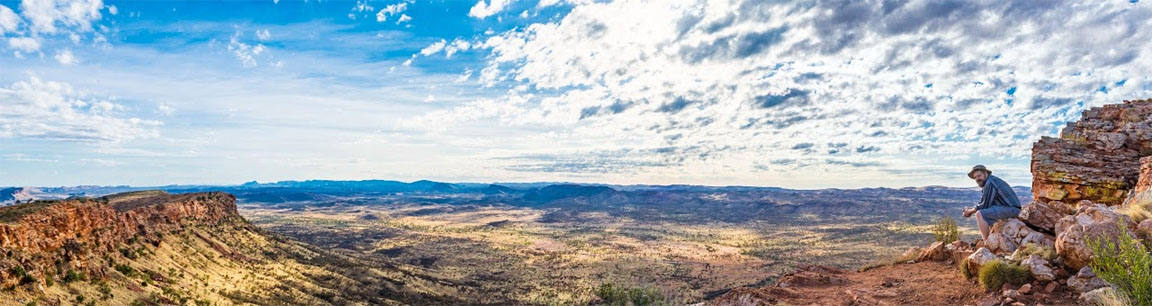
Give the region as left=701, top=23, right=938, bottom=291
left=962, top=208, right=976, bottom=218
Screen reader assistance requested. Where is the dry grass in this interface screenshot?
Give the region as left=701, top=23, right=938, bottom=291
left=241, top=202, right=954, bottom=304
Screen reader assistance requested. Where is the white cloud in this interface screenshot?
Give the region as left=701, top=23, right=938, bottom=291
left=256, top=29, right=271, bottom=41
left=8, top=37, right=40, bottom=52
left=396, top=14, right=412, bottom=24
left=0, top=5, right=20, bottom=34
left=0, top=77, right=161, bottom=143
left=227, top=31, right=266, bottom=67
left=376, top=2, right=408, bottom=22
left=107, top=5, right=117, bottom=16
left=402, top=0, right=1152, bottom=186
left=19, top=0, right=103, bottom=34
left=54, top=49, right=76, bottom=64
left=419, top=39, right=446, bottom=56
left=157, top=104, right=175, bottom=116
left=468, top=0, right=511, bottom=19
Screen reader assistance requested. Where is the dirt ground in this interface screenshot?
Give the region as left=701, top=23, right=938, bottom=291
left=710, top=261, right=1081, bottom=306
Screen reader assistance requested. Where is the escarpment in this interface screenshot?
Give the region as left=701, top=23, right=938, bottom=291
left=0, top=191, right=243, bottom=289
left=0, top=191, right=460, bottom=305
left=0, top=191, right=239, bottom=254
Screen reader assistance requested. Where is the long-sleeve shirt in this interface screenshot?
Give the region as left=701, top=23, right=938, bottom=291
left=972, top=175, right=1022, bottom=211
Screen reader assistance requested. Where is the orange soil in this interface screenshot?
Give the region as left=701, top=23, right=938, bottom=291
left=710, top=261, right=1080, bottom=306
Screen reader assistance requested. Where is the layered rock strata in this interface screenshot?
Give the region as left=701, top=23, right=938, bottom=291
left=1032, top=99, right=1152, bottom=206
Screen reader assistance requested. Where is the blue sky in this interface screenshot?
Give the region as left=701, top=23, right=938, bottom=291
left=0, top=0, right=1150, bottom=188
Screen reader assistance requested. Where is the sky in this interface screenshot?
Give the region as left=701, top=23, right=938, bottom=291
left=1, top=0, right=1150, bottom=188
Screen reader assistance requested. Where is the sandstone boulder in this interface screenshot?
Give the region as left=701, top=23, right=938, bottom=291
left=1054, top=203, right=1137, bottom=270
left=1018, top=201, right=1065, bottom=233
left=1067, top=266, right=1109, bottom=293
left=1046, top=201, right=1077, bottom=216
left=1139, top=219, right=1152, bottom=240
left=1020, top=255, right=1055, bottom=282
left=1080, top=287, right=1121, bottom=305
left=917, top=241, right=949, bottom=262
left=986, top=218, right=1054, bottom=255
left=966, top=247, right=997, bottom=274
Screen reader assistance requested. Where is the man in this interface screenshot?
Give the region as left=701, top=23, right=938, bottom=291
left=961, top=165, right=1022, bottom=241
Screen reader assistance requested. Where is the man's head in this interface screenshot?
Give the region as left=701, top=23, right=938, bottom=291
left=969, top=165, right=991, bottom=186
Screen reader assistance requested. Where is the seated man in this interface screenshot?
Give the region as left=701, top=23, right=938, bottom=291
left=961, top=165, right=1022, bottom=241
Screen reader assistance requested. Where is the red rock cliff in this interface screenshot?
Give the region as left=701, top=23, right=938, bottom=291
left=0, top=191, right=238, bottom=254
left=1031, top=99, right=1152, bottom=206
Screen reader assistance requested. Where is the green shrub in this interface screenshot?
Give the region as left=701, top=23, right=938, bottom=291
left=1088, top=225, right=1152, bottom=306
left=115, top=264, right=136, bottom=277
left=595, top=283, right=667, bottom=306
left=63, top=269, right=84, bottom=283
left=978, top=260, right=1031, bottom=290
left=932, top=216, right=959, bottom=244
left=959, top=257, right=972, bottom=279
left=18, top=274, right=37, bottom=285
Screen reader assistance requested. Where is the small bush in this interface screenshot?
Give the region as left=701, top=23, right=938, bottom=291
left=932, top=216, right=960, bottom=244
left=63, top=269, right=84, bottom=283
left=1088, top=225, right=1152, bottom=306
left=1122, top=196, right=1152, bottom=224
left=1012, top=243, right=1057, bottom=262
left=959, top=257, right=973, bottom=279
left=1083, top=287, right=1133, bottom=306
left=115, top=264, right=136, bottom=277
left=19, top=274, right=37, bottom=285
left=978, top=260, right=1031, bottom=290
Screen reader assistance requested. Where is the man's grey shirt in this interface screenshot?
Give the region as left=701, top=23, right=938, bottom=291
left=973, top=175, right=1022, bottom=211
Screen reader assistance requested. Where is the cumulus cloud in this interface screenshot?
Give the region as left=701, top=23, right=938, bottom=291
left=54, top=49, right=76, bottom=64
left=376, top=2, right=408, bottom=22
left=396, top=14, right=412, bottom=24
left=402, top=0, right=1152, bottom=184
left=19, top=0, right=103, bottom=34
left=0, top=77, right=161, bottom=143
left=8, top=37, right=40, bottom=52
left=468, top=0, right=510, bottom=19
left=0, top=5, right=19, bottom=34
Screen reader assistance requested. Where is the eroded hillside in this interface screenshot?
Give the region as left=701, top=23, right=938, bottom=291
left=0, top=191, right=462, bottom=305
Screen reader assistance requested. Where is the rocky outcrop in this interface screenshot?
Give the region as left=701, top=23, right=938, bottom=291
left=1031, top=99, right=1152, bottom=206
left=1021, top=255, right=1056, bottom=282
left=985, top=218, right=1054, bottom=255
left=917, top=241, right=950, bottom=262
left=1018, top=201, right=1064, bottom=233
left=0, top=192, right=238, bottom=254
left=0, top=191, right=240, bottom=286
left=1054, top=202, right=1137, bottom=270
left=966, top=247, right=997, bottom=274
left=1067, top=266, right=1110, bottom=294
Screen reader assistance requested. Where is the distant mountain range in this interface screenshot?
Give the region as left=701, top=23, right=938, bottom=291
left=2, top=179, right=1031, bottom=210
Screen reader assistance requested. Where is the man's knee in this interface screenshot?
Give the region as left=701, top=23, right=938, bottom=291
left=974, top=211, right=984, bottom=223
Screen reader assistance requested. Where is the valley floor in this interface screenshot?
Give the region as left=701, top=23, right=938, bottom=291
left=239, top=201, right=981, bottom=304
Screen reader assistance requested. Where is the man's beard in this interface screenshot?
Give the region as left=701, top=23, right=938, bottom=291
left=977, top=178, right=987, bottom=188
